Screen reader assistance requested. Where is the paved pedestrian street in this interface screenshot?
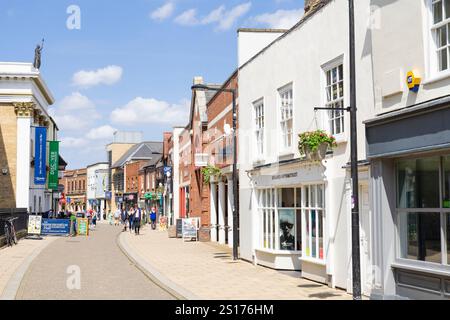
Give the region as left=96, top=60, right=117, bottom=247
left=13, top=223, right=175, bottom=300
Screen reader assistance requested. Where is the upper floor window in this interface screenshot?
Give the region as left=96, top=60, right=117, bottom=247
left=432, top=0, right=450, bottom=72
left=325, top=64, right=344, bottom=135
left=278, top=85, right=294, bottom=150
left=254, top=99, right=265, bottom=157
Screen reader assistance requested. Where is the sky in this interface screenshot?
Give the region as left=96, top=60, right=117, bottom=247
left=0, top=0, right=305, bottom=169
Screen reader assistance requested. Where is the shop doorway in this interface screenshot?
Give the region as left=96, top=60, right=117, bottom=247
left=359, top=183, right=373, bottom=297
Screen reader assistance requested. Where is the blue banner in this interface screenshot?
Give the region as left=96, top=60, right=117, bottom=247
left=41, top=219, right=70, bottom=235
left=34, top=127, right=47, bottom=185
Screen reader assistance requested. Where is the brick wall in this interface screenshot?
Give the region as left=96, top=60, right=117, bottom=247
left=0, top=104, right=17, bottom=208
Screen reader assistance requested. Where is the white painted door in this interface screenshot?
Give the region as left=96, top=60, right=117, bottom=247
left=359, top=184, right=372, bottom=297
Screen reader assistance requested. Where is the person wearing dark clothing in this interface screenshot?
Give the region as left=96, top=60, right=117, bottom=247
left=128, top=207, right=134, bottom=233
left=150, top=207, right=157, bottom=230
left=133, top=205, right=142, bottom=235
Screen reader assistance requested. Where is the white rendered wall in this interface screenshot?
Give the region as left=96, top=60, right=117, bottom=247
left=238, top=30, right=286, bottom=68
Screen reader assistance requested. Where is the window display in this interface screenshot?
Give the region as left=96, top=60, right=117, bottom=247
left=396, top=155, right=450, bottom=266
left=279, top=209, right=295, bottom=250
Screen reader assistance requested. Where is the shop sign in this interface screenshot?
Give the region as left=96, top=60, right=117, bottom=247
left=28, top=215, right=42, bottom=235
left=41, top=219, right=70, bottom=235
left=182, top=218, right=199, bottom=241
left=76, top=218, right=89, bottom=236
left=105, top=191, right=112, bottom=200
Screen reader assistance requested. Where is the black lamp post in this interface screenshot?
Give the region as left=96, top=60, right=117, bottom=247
left=191, top=83, right=239, bottom=261
left=314, top=0, right=361, bottom=300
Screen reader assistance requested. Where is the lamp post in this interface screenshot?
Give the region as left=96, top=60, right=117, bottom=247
left=191, top=83, right=239, bottom=261
left=314, top=0, right=361, bottom=300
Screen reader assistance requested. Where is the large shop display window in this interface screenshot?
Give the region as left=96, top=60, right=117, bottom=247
left=258, top=185, right=325, bottom=259
left=397, top=156, right=450, bottom=266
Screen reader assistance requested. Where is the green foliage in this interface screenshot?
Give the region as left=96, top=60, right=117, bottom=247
left=201, top=165, right=222, bottom=184
left=298, top=130, right=337, bottom=155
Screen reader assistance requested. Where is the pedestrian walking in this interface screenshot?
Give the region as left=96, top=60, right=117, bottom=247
left=114, top=208, right=121, bottom=226
left=92, top=210, right=97, bottom=229
left=134, top=204, right=142, bottom=235
left=121, top=208, right=128, bottom=232
left=128, top=206, right=135, bottom=233
left=70, top=212, right=77, bottom=236
left=108, top=210, right=113, bottom=225
left=150, top=207, right=157, bottom=230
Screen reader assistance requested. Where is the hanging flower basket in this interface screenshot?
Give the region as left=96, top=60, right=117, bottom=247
left=201, top=165, right=222, bottom=184
left=298, top=130, right=337, bottom=161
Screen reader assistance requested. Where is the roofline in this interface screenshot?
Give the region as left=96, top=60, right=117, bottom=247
left=86, top=162, right=109, bottom=168
left=207, top=69, right=238, bottom=107
left=237, top=28, right=288, bottom=33
left=239, top=0, right=332, bottom=71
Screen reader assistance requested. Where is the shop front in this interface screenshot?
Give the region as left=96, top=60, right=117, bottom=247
left=123, top=193, right=137, bottom=209
left=366, top=97, right=450, bottom=300
left=248, top=160, right=328, bottom=282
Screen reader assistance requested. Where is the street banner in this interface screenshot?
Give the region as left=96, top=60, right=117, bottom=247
left=48, top=141, right=59, bottom=190
left=34, top=126, right=47, bottom=185
left=28, top=215, right=42, bottom=235
left=41, top=219, right=70, bottom=235
left=76, top=218, right=89, bottom=236
left=182, top=218, right=199, bottom=241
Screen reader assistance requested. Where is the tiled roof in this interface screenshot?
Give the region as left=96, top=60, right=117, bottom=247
left=112, top=141, right=163, bottom=168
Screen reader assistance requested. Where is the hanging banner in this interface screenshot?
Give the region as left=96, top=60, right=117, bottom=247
left=34, top=127, right=47, bottom=185
left=48, top=141, right=59, bottom=190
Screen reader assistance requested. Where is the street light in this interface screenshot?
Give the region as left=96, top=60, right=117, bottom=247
left=191, top=83, right=239, bottom=261
left=314, top=0, right=361, bottom=300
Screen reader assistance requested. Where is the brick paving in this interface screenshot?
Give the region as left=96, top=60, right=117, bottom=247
left=121, top=226, right=352, bottom=300
left=14, top=224, right=175, bottom=300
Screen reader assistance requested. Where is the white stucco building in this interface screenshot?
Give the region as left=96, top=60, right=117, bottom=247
left=237, top=0, right=374, bottom=295
left=0, top=62, right=59, bottom=214
left=87, top=162, right=109, bottom=218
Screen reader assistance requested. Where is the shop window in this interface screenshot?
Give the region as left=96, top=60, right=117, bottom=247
left=303, top=185, right=325, bottom=260
left=258, top=187, right=320, bottom=252
left=396, top=155, right=450, bottom=266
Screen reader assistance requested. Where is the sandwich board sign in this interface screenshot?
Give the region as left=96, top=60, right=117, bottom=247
left=182, top=218, right=199, bottom=242
left=76, top=218, right=89, bottom=236
left=28, top=215, right=42, bottom=235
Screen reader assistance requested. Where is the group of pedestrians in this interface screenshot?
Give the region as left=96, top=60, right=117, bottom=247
left=111, top=205, right=158, bottom=235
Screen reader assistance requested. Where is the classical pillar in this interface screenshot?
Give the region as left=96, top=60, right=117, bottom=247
left=227, top=176, right=234, bottom=248
left=14, top=103, right=35, bottom=210
left=218, top=180, right=226, bottom=244
left=210, top=182, right=217, bottom=242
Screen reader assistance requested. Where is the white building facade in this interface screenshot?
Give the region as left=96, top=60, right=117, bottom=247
left=365, top=0, right=450, bottom=300
left=87, top=162, right=109, bottom=218
left=238, top=0, right=374, bottom=295
left=0, top=62, right=58, bottom=214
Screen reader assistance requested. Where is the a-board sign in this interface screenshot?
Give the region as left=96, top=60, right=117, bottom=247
left=176, top=219, right=182, bottom=238
left=41, top=219, right=70, bottom=235
left=76, top=218, right=89, bottom=236
left=27, top=215, right=42, bottom=235
left=182, top=218, right=199, bottom=241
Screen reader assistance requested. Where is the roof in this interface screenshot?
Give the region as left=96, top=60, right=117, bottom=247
left=140, top=154, right=163, bottom=169
left=189, top=83, right=222, bottom=127
left=112, top=141, right=163, bottom=168
left=239, top=0, right=331, bottom=71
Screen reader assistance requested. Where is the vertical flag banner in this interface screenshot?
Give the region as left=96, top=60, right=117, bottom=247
left=34, top=127, right=47, bottom=185
left=48, top=141, right=59, bottom=190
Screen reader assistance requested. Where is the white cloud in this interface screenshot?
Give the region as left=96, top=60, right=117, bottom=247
left=49, top=92, right=100, bottom=131
left=86, top=125, right=117, bottom=140
left=174, top=3, right=252, bottom=31
left=72, top=65, right=123, bottom=88
left=150, top=2, right=175, bottom=21
left=250, top=8, right=304, bottom=29
left=174, top=9, right=199, bottom=26
left=110, top=97, right=190, bottom=126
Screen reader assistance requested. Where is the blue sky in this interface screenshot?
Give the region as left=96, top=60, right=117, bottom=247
left=1, top=0, right=305, bottom=169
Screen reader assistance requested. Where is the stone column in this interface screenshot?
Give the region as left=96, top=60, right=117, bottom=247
left=227, top=176, right=234, bottom=248
left=210, top=182, right=217, bottom=242
left=14, top=102, right=35, bottom=210
left=218, top=180, right=226, bottom=244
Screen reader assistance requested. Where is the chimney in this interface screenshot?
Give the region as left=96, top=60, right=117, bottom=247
left=193, top=76, right=203, bottom=85
left=304, top=0, right=323, bottom=16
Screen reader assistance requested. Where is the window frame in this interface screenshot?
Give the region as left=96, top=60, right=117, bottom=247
left=256, top=184, right=326, bottom=261
left=253, top=98, right=265, bottom=161
left=277, top=83, right=294, bottom=154
left=395, top=154, right=450, bottom=270
left=424, top=0, right=450, bottom=82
